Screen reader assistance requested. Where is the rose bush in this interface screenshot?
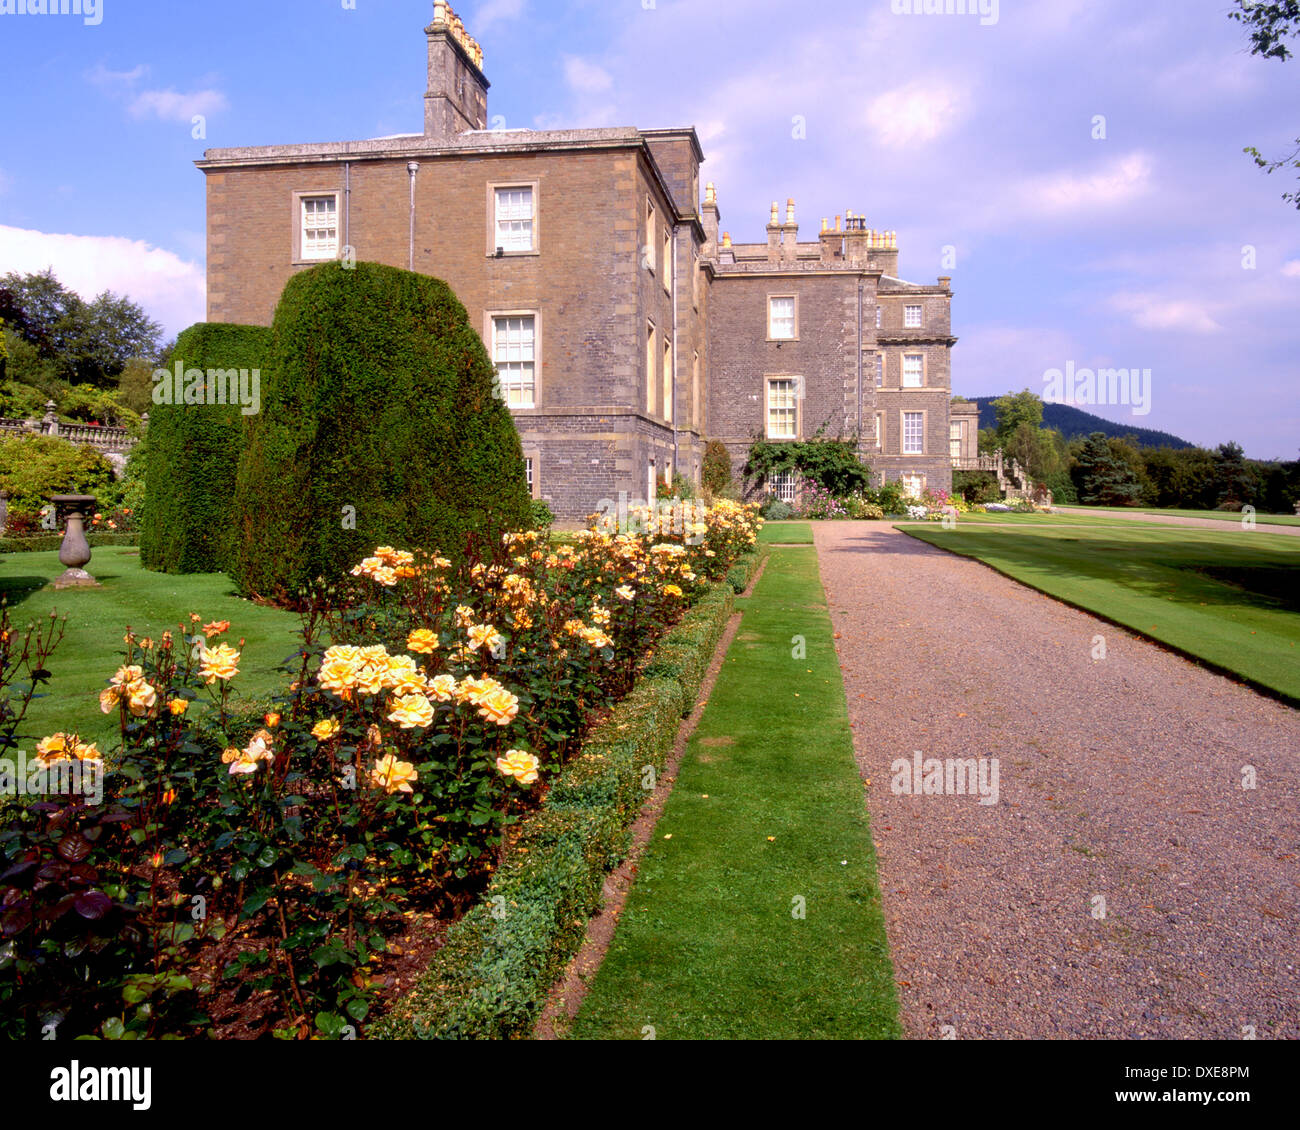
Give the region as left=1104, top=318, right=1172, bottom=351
left=0, top=501, right=762, bottom=1039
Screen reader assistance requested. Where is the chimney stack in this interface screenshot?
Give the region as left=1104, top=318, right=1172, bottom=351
left=425, top=2, right=489, bottom=140
left=701, top=181, right=720, bottom=256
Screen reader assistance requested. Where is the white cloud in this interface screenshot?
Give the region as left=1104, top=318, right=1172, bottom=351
left=563, top=55, right=613, bottom=95
left=128, top=88, right=228, bottom=122
left=86, top=62, right=227, bottom=124
left=0, top=225, right=205, bottom=340
left=865, top=82, right=964, bottom=148
left=473, top=0, right=525, bottom=32
left=1282, top=259, right=1300, bottom=278
left=1109, top=292, right=1221, bottom=334
left=1020, top=152, right=1153, bottom=215
left=86, top=63, right=149, bottom=88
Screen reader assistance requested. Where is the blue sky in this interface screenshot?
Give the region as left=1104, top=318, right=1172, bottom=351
left=1, top=0, right=1297, bottom=457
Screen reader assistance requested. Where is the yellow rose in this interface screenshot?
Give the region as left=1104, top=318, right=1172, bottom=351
left=371, top=754, right=419, bottom=795
left=477, top=687, right=520, bottom=727
left=99, top=687, right=122, bottom=714
left=127, top=680, right=158, bottom=717
left=167, top=698, right=189, bottom=716
left=199, top=644, right=241, bottom=683
left=496, top=749, right=540, bottom=785
left=312, top=718, right=341, bottom=741
left=110, top=665, right=144, bottom=689
left=427, top=674, right=458, bottom=702
left=35, top=733, right=72, bottom=765
left=467, top=623, right=504, bottom=654
left=387, top=694, right=435, bottom=730
left=407, top=628, right=440, bottom=654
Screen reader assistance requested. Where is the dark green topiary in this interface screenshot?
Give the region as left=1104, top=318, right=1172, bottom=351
left=229, top=262, right=532, bottom=603
left=139, top=323, right=271, bottom=574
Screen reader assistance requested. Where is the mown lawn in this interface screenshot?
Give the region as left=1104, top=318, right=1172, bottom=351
left=569, top=545, right=900, bottom=1040
left=1063, top=504, right=1300, bottom=527
left=758, top=520, right=814, bottom=545
left=0, top=548, right=303, bottom=750
left=902, top=520, right=1300, bottom=703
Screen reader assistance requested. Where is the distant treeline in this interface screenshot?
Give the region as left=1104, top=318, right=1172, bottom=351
left=959, top=391, right=1298, bottom=512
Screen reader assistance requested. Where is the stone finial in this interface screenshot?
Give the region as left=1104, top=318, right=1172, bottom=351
left=770, top=201, right=779, bottom=225
left=704, top=182, right=716, bottom=207
left=786, top=198, right=796, bottom=225
left=722, top=232, right=732, bottom=249
left=821, top=217, right=829, bottom=232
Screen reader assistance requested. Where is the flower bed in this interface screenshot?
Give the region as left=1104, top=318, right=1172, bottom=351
left=373, top=554, right=762, bottom=1040
left=0, top=502, right=761, bottom=1039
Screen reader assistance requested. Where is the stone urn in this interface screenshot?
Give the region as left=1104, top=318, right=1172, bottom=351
left=48, top=494, right=101, bottom=590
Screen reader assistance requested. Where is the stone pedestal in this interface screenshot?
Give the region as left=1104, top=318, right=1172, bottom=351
left=49, top=495, right=101, bottom=590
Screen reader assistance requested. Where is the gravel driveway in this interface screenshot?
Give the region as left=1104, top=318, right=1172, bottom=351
left=815, top=521, right=1300, bottom=1040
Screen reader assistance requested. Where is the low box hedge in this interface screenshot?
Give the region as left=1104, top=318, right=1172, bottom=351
left=726, top=549, right=765, bottom=594
left=373, top=582, right=737, bottom=1041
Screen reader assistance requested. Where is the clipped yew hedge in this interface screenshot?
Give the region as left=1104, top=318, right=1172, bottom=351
left=373, top=579, right=740, bottom=1041
left=140, top=323, right=271, bottom=574
left=228, top=262, right=532, bottom=603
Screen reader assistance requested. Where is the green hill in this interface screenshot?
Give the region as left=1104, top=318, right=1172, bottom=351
left=970, top=397, right=1193, bottom=449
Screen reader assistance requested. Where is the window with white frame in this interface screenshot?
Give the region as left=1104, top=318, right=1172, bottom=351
left=769, top=296, right=796, bottom=340
left=901, top=472, right=925, bottom=497
left=769, top=472, right=798, bottom=503
left=904, top=304, right=923, bottom=328
left=491, top=315, right=536, bottom=408
left=524, top=456, right=535, bottom=493
left=875, top=353, right=884, bottom=387
left=875, top=411, right=885, bottom=450
left=663, top=226, right=672, bottom=292
left=494, top=187, right=535, bottom=253
left=876, top=305, right=883, bottom=329
left=767, top=378, right=799, bottom=439
left=301, top=195, right=339, bottom=260
left=902, top=353, right=924, bottom=388
left=903, top=411, right=924, bottom=454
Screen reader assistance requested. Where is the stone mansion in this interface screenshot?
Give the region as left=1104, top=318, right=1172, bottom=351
left=198, top=2, right=972, bottom=519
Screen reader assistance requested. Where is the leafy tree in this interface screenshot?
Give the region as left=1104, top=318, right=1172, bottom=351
left=1213, top=441, right=1256, bottom=508
left=991, top=389, right=1044, bottom=447
left=1072, top=431, right=1143, bottom=506
left=0, top=270, right=162, bottom=388
left=1231, top=1, right=1300, bottom=208
left=115, top=357, right=157, bottom=416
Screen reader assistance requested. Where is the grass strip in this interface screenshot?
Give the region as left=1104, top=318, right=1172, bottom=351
left=758, top=520, right=814, bottom=545
left=569, top=546, right=900, bottom=1040
left=903, top=522, right=1300, bottom=704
